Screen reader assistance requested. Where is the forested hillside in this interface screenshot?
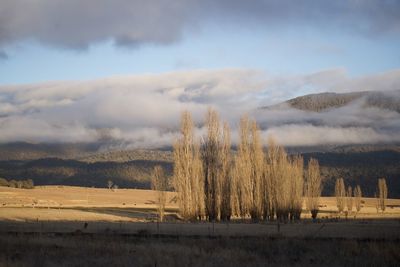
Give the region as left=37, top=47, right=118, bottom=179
left=0, top=158, right=172, bottom=189
left=303, top=150, right=400, bottom=198
left=0, top=148, right=398, bottom=198
left=267, top=90, right=400, bottom=112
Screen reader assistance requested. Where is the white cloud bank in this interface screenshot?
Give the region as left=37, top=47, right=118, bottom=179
left=0, top=68, right=399, bottom=147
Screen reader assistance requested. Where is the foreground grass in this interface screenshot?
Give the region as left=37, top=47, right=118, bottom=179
left=0, top=232, right=399, bottom=267
left=1, top=186, right=400, bottom=266
left=1, top=219, right=400, bottom=240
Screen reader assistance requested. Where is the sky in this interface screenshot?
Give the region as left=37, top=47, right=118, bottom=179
left=0, top=0, right=399, bottom=147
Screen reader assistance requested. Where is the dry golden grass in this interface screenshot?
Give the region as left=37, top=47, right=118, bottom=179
left=314, top=196, right=400, bottom=219
left=2, top=233, right=399, bottom=267
left=0, top=185, right=176, bottom=208
left=1, top=187, right=399, bottom=266
left=0, top=185, right=399, bottom=223
left=0, top=186, right=177, bottom=222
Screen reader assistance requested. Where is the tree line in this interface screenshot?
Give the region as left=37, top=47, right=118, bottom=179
left=172, top=109, right=322, bottom=222
left=0, top=177, right=34, bottom=189
left=152, top=109, right=391, bottom=222
left=334, top=177, right=388, bottom=214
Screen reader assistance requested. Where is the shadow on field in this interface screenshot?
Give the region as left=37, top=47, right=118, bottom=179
left=70, top=206, right=180, bottom=221
left=73, top=207, right=156, bottom=220
left=0, top=218, right=399, bottom=240
left=0, top=231, right=399, bottom=267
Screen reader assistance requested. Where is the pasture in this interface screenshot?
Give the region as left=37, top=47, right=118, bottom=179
left=1, top=186, right=400, bottom=266
left=0, top=186, right=399, bottom=237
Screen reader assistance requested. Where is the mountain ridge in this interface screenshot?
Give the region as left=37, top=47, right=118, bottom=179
left=263, top=90, right=400, bottom=112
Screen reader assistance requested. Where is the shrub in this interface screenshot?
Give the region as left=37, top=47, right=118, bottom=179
left=0, top=178, right=34, bottom=189
left=23, top=179, right=34, bottom=189
left=0, top=178, right=9, bottom=187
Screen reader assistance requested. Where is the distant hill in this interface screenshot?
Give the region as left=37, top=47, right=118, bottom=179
left=0, top=158, right=173, bottom=189
left=287, top=91, right=367, bottom=112
left=265, top=90, right=400, bottom=112
left=78, top=149, right=173, bottom=163
left=0, top=142, right=100, bottom=161
left=0, top=142, right=173, bottom=162
left=0, top=148, right=399, bottom=198
left=302, top=150, right=400, bottom=198
left=1, top=87, right=399, bottom=198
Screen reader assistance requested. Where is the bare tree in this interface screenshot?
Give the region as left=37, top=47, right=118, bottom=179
left=220, top=122, right=232, bottom=221
left=151, top=165, right=168, bottom=222
left=107, top=180, right=113, bottom=190
left=346, top=185, right=353, bottom=212
left=354, top=185, right=362, bottom=212
left=374, top=193, right=380, bottom=213
left=192, top=141, right=205, bottom=220
left=249, top=120, right=264, bottom=221
left=263, top=138, right=279, bottom=221
left=232, top=115, right=253, bottom=219
left=378, top=178, right=388, bottom=212
left=232, top=116, right=265, bottom=221
left=173, top=111, right=204, bottom=220
left=305, top=158, right=322, bottom=220
left=201, top=108, right=222, bottom=221
left=263, top=161, right=274, bottom=221
left=289, top=155, right=304, bottom=221
left=230, top=155, right=241, bottom=218
left=274, top=146, right=291, bottom=222
left=112, top=184, right=118, bottom=192
left=264, top=138, right=301, bottom=222
left=335, top=178, right=346, bottom=213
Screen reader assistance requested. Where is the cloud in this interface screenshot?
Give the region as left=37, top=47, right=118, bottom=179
left=263, top=125, right=400, bottom=147
left=0, top=69, right=266, bottom=146
left=0, top=0, right=399, bottom=50
left=255, top=101, right=400, bottom=146
left=330, top=69, right=400, bottom=93
left=257, top=68, right=400, bottom=106
left=0, top=116, right=98, bottom=143
left=0, top=68, right=399, bottom=147
left=0, top=0, right=193, bottom=49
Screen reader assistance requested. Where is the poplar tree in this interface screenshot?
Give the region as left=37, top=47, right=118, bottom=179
left=151, top=165, right=168, bottom=222
left=202, top=108, right=221, bottom=221
left=306, top=158, right=322, bottom=220
left=378, top=178, right=388, bottom=212
left=346, top=186, right=353, bottom=212
left=173, top=111, right=204, bottom=220
left=220, top=122, right=232, bottom=221
left=335, top=178, right=346, bottom=213
left=354, top=185, right=362, bottom=212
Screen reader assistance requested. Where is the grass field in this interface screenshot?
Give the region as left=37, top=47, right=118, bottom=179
left=0, top=186, right=178, bottom=222
left=1, top=186, right=400, bottom=266
left=1, top=233, right=400, bottom=267
left=1, top=185, right=400, bottom=222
